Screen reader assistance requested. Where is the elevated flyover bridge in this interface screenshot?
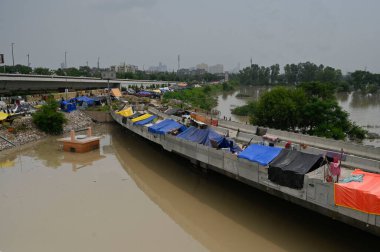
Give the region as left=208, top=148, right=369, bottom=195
left=0, top=74, right=122, bottom=95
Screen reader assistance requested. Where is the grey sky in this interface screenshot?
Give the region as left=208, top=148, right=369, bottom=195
left=1, top=0, right=380, bottom=73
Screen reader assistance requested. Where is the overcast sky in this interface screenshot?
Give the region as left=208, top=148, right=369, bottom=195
left=1, top=0, right=380, bottom=73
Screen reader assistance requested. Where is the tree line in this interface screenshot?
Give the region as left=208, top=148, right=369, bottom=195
left=236, top=62, right=379, bottom=93
left=0, top=64, right=224, bottom=83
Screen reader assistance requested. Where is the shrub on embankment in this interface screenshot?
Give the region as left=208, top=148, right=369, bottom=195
left=32, top=99, right=67, bottom=135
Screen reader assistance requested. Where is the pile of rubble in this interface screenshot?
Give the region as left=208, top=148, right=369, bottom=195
left=63, top=110, right=94, bottom=132
left=0, top=116, right=46, bottom=151
left=0, top=111, right=94, bottom=151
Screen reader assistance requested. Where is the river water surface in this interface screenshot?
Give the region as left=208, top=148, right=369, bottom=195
left=0, top=124, right=378, bottom=252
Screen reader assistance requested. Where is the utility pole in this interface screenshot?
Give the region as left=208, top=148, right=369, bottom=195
left=86, top=61, right=88, bottom=67
left=250, top=57, right=252, bottom=67
left=64, top=51, right=67, bottom=68
left=177, top=54, right=180, bottom=71
left=27, top=54, right=30, bottom=67
left=11, top=43, right=15, bottom=66
left=97, top=57, right=100, bottom=70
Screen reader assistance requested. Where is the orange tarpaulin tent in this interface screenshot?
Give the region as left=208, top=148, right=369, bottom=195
left=111, top=88, right=122, bottom=97
left=334, top=169, right=380, bottom=215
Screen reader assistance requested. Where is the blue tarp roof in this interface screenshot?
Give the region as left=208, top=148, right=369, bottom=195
left=76, top=96, right=95, bottom=105
left=60, top=100, right=76, bottom=112
left=148, top=119, right=186, bottom=135
left=134, top=115, right=158, bottom=126
left=177, top=126, right=241, bottom=152
left=238, top=144, right=282, bottom=166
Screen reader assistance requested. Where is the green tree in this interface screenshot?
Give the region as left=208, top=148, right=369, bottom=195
left=32, top=98, right=67, bottom=134
left=245, top=83, right=367, bottom=140
left=34, top=67, right=51, bottom=75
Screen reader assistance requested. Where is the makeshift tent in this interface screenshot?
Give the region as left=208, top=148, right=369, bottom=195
left=129, top=112, right=142, bottom=119
left=131, top=113, right=153, bottom=123
left=134, top=115, right=157, bottom=125
left=117, top=107, right=134, bottom=117
left=335, top=169, right=380, bottom=215
left=177, top=126, right=241, bottom=152
left=60, top=100, right=76, bottom=113
left=0, top=112, right=9, bottom=121
left=76, top=96, right=95, bottom=106
left=238, top=144, right=282, bottom=166
left=136, top=91, right=152, bottom=97
left=268, top=149, right=324, bottom=189
left=148, top=119, right=186, bottom=135
left=111, top=88, right=122, bottom=97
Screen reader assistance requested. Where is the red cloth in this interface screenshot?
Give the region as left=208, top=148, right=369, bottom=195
left=329, top=161, right=341, bottom=176
left=334, top=169, right=380, bottom=215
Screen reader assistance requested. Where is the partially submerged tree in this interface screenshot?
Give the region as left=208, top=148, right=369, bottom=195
left=248, top=83, right=367, bottom=140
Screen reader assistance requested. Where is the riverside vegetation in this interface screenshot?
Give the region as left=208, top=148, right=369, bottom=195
left=163, top=81, right=238, bottom=111
left=231, top=82, right=367, bottom=140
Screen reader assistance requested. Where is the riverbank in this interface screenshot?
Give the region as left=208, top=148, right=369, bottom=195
left=0, top=110, right=94, bottom=151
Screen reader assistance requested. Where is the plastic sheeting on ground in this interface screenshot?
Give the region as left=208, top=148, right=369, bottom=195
left=334, top=169, right=380, bottom=215
left=148, top=119, right=186, bottom=134
left=268, top=149, right=324, bottom=189
left=177, top=126, right=241, bottom=152
left=117, top=107, right=133, bottom=117
left=131, top=113, right=153, bottom=123
left=238, top=144, right=282, bottom=166
left=134, top=115, right=158, bottom=126
left=0, top=112, right=9, bottom=121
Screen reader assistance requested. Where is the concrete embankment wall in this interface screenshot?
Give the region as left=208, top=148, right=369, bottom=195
left=111, top=111, right=380, bottom=236
left=82, top=111, right=113, bottom=123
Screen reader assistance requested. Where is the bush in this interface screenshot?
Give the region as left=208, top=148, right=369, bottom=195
left=32, top=99, right=67, bottom=134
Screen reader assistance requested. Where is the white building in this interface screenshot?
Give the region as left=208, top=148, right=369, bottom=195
left=208, top=64, right=224, bottom=74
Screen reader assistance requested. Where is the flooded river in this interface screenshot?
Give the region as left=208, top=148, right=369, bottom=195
left=216, top=86, right=380, bottom=147
left=0, top=124, right=378, bottom=251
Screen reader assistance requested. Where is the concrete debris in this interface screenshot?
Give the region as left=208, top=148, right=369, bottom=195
left=63, top=110, right=94, bottom=132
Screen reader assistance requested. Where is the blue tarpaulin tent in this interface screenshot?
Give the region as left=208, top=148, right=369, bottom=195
left=238, top=144, right=282, bottom=166
left=134, top=115, right=158, bottom=126
left=148, top=119, right=186, bottom=134
left=60, top=100, right=77, bottom=113
left=76, top=96, right=95, bottom=106
left=177, top=126, right=241, bottom=152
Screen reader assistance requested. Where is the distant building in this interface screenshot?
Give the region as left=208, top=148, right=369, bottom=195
left=111, top=63, right=138, bottom=73
left=196, top=63, right=208, bottom=71
left=208, top=64, right=224, bottom=74
left=224, top=72, right=229, bottom=82
left=148, top=62, right=167, bottom=73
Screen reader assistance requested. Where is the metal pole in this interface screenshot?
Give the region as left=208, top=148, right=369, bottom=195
left=27, top=54, right=30, bottom=67
left=11, top=43, right=15, bottom=66
left=64, top=51, right=67, bottom=68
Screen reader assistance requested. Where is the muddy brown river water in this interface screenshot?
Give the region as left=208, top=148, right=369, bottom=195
left=0, top=124, right=378, bottom=252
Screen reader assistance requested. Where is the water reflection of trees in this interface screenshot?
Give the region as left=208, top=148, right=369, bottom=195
left=335, top=92, right=349, bottom=103
left=350, top=92, right=380, bottom=108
